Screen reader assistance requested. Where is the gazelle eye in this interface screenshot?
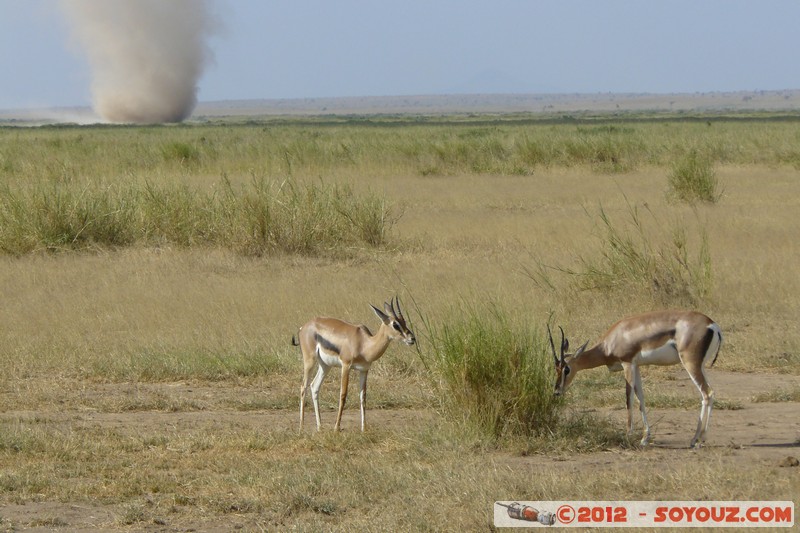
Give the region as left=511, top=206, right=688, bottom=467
left=564, top=367, right=571, bottom=376
left=392, top=322, right=402, bottom=331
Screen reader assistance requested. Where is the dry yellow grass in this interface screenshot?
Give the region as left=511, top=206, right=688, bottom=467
left=1, top=157, right=799, bottom=529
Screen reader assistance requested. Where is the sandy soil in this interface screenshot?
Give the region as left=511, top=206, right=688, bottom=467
left=1, top=371, right=797, bottom=531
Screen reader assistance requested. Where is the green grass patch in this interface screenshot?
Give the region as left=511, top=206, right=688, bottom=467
left=667, top=149, right=722, bottom=204
left=0, top=177, right=397, bottom=257
left=4, top=116, right=800, bottom=186
left=566, top=200, right=712, bottom=306
left=420, top=301, right=562, bottom=440
left=161, top=141, right=201, bottom=165
left=524, top=198, right=713, bottom=306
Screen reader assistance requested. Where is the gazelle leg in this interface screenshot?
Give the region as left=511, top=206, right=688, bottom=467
left=701, top=374, right=715, bottom=436
left=358, top=369, right=369, bottom=432
left=632, top=364, right=650, bottom=445
left=623, top=363, right=636, bottom=436
left=334, top=362, right=351, bottom=431
left=299, top=352, right=318, bottom=430
left=310, top=362, right=329, bottom=431
left=686, top=365, right=714, bottom=448
left=625, top=381, right=634, bottom=433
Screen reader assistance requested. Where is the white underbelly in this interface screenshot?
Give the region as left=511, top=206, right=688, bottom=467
left=636, top=341, right=680, bottom=365
left=316, top=346, right=371, bottom=372
left=317, top=347, right=342, bottom=367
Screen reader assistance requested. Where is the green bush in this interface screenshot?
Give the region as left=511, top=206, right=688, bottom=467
left=0, top=178, right=396, bottom=256
left=422, top=302, right=562, bottom=440
left=233, top=178, right=396, bottom=256
left=161, top=141, right=200, bottom=164
left=667, top=150, right=722, bottom=204
left=573, top=201, right=713, bottom=305
left=0, top=182, right=138, bottom=252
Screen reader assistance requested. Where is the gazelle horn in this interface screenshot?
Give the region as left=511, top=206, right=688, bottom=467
left=394, top=296, right=405, bottom=320
left=559, top=326, right=568, bottom=363
left=547, top=324, right=559, bottom=365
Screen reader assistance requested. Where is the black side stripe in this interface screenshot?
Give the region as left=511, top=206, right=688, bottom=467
left=314, top=333, right=341, bottom=355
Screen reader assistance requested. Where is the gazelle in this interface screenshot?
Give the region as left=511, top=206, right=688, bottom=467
left=294, top=297, right=416, bottom=432
left=550, top=310, right=723, bottom=448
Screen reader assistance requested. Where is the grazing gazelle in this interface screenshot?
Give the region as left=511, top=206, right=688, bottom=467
left=550, top=310, right=723, bottom=448
left=293, top=297, right=416, bottom=432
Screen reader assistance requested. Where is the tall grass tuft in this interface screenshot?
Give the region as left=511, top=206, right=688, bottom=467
left=232, top=177, right=397, bottom=256
left=161, top=141, right=200, bottom=165
left=0, top=182, right=138, bottom=252
left=667, top=149, right=722, bottom=204
left=571, top=201, right=713, bottom=305
left=0, top=177, right=396, bottom=256
left=421, top=302, right=562, bottom=440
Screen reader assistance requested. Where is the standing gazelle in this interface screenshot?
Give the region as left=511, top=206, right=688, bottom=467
left=294, top=297, right=416, bottom=432
left=550, top=310, right=723, bottom=448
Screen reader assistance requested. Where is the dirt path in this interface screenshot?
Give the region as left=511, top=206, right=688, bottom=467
left=599, top=370, right=799, bottom=453
left=1, top=371, right=797, bottom=531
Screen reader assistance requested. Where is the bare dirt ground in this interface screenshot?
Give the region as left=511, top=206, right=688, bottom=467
left=1, top=371, right=798, bottom=531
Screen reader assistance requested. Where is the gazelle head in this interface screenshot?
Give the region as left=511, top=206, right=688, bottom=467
left=371, top=297, right=416, bottom=345
left=549, top=325, right=587, bottom=396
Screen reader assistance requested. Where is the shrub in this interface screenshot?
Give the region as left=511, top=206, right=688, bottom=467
left=667, top=150, right=722, bottom=204
left=0, top=178, right=397, bottom=257
left=161, top=141, right=200, bottom=164
left=0, top=183, right=137, bottom=252
left=233, top=178, right=396, bottom=256
left=573, top=201, right=713, bottom=306
left=421, top=302, right=562, bottom=440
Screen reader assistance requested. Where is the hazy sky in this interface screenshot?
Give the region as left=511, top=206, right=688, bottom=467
left=2, top=0, right=800, bottom=110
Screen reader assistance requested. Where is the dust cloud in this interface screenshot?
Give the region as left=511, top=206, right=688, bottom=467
left=60, top=0, right=218, bottom=123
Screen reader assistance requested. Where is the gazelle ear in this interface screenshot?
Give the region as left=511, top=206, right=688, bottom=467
left=384, top=300, right=396, bottom=318
left=574, top=341, right=589, bottom=357
left=371, top=304, right=391, bottom=324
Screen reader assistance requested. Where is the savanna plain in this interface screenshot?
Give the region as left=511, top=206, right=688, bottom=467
left=0, top=114, right=799, bottom=531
